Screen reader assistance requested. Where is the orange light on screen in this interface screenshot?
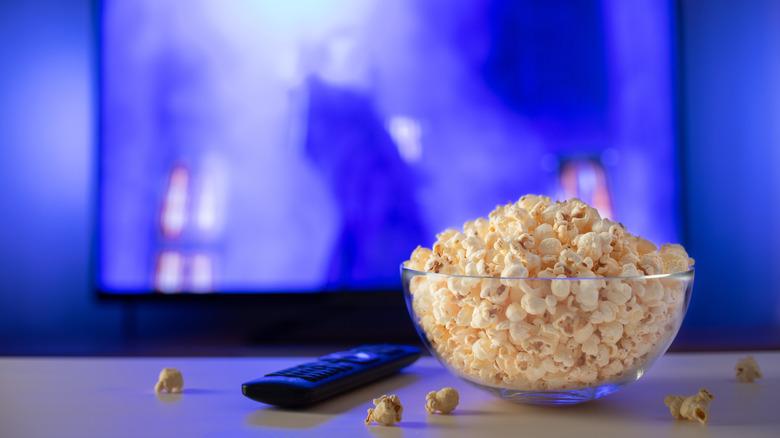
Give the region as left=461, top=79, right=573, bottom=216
left=160, top=164, right=190, bottom=239
left=559, top=158, right=614, bottom=220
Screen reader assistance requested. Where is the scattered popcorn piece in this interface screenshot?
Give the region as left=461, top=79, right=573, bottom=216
left=425, top=387, right=460, bottom=414
left=365, top=394, right=403, bottom=426
left=665, top=388, right=714, bottom=425
left=735, top=355, right=762, bottom=382
left=154, top=368, right=184, bottom=393
left=404, top=196, right=695, bottom=391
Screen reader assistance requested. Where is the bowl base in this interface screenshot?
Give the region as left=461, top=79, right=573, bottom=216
left=466, top=380, right=624, bottom=405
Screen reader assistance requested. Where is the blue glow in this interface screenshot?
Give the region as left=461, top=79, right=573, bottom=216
left=5, top=0, right=780, bottom=354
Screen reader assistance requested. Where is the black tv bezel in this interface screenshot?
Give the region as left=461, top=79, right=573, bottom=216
left=89, top=0, right=687, bottom=350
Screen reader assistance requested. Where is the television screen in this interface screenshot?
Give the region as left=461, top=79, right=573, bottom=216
left=98, top=0, right=680, bottom=294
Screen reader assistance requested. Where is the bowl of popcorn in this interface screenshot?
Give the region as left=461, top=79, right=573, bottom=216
left=402, top=195, right=694, bottom=405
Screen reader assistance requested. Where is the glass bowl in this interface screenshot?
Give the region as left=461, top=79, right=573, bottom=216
left=401, top=266, right=694, bottom=405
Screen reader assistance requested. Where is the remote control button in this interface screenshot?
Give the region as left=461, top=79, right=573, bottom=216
left=265, top=361, right=355, bottom=382
left=331, top=365, right=354, bottom=371
left=320, top=351, right=379, bottom=364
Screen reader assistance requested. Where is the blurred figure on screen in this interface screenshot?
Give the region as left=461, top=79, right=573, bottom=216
left=301, top=28, right=426, bottom=289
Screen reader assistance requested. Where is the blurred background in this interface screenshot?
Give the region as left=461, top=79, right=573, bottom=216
left=1, top=0, right=779, bottom=355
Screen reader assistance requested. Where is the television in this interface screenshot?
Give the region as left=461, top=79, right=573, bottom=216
left=97, top=0, right=681, bottom=301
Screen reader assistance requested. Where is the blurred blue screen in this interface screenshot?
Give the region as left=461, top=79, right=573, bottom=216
left=98, top=0, right=680, bottom=294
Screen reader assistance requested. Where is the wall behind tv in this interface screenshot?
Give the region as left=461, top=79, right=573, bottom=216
left=1, top=0, right=779, bottom=354
left=676, top=0, right=780, bottom=347
left=0, top=0, right=122, bottom=352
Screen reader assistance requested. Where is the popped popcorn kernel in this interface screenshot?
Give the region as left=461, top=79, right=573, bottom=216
left=425, top=387, right=460, bottom=414
left=154, top=368, right=183, bottom=393
left=365, top=394, right=403, bottom=426
left=404, top=195, right=694, bottom=392
left=735, top=355, right=762, bottom=382
left=665, top=388, right=714, bottom=425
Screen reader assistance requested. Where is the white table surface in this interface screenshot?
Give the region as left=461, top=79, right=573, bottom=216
left=1, top=351, right=778, bottom=438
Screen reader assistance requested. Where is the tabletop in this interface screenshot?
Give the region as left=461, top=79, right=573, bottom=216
left=1, top=351, right=778, bottom=438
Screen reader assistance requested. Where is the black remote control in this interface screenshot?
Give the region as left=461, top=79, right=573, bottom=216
left=241, top=344, right=422, bottom=408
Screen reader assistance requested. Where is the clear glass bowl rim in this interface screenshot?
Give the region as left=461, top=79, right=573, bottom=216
left=401, top=265, right=694, bottom=281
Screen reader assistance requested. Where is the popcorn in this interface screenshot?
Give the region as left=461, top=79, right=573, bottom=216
left=665, top=388, right=714, bottom=425
left=154, top=368, right=183, bottom=393
left=425, top=387, right=460, bottom=414
left=735, top=355, right=762, bottom=382
left=404, top=196, right=694, bottom=391
left=521, top=294, right=546, bottom=315
left=365, top=394, right=403, bottom=426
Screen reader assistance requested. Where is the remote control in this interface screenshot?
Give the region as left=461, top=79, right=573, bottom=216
left=241, top=344, right=422, bottom=408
